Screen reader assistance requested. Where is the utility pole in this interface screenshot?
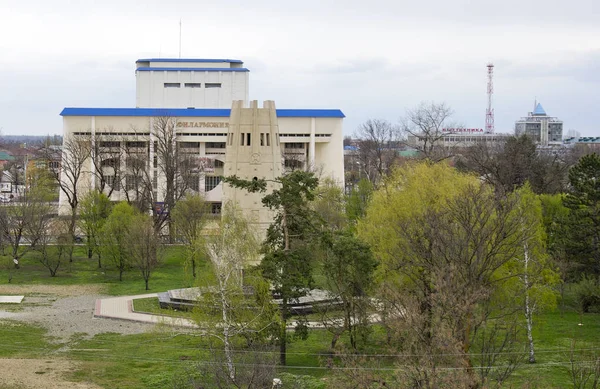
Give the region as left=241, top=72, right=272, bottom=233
left=485, top=63, right=495, bottom=134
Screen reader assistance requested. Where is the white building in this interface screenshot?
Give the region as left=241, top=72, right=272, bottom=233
left=59, top=58, right=345, bottom=215
left=515, top=103, right=563, bottom=147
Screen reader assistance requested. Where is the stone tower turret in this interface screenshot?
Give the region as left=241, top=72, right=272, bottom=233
left=223, top=100, right=282, bottom=232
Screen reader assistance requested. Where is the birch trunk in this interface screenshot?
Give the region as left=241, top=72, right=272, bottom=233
left=524, top=245, right=536, bottom=363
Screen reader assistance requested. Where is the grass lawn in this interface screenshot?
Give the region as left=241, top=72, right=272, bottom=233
left=0, top=321, right=60, bottom=358
left=506, top=311, right=600, bottom=388
left=132, top=296, right=193, bottom=319
left=0, top=245, right=207, bottom=296
left=0, top=309, right=597, bottom=388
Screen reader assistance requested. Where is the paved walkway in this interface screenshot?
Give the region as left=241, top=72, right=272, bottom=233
left=94, top=293, right=197, bottom=328
left=95, top=293, right=381, bottom=329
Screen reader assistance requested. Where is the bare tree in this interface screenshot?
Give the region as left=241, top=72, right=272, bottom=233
left=354, top=119, right=401, bottom=186
left=86, top=131, right=125, bottom=198
left=153, top=116, right=200, bottom=234
left=44, top=136, right=91, bottom=238
left=401, top=101, right=456, bottom=161
left=121, top=118, right=200, bottom=236
left=458, top=134, right=573, bottom=195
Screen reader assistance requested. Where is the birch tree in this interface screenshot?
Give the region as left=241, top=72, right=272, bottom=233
left=194, top=202, right=277, bottom=385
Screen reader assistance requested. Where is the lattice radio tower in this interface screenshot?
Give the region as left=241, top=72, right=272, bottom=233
left=485, top=63, right=495, bottom=133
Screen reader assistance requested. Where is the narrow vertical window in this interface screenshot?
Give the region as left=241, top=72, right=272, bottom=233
left=266, top=133, right=270, bottom=146
left=260, top=133, right=264, bottom=146
left=247, top=133, right=251, bottom=146
left=240, top=133, right=245, bottom=146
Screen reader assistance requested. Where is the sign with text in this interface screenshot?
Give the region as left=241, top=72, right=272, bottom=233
left=442, top=128, right=484, bottom=133
left=177, top=121, right=228, bottom=129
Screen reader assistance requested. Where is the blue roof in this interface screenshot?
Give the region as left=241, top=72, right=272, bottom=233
left=136, top=67, right=249, bottom=72
left=533, top=103, right=547, bottom=116
left=60, top=108, right=345, bottom=118
left=136, top=58, right=243, bottom=64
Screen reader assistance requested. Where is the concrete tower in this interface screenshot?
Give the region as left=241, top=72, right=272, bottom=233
left=223, top=100, right=283, bottom=232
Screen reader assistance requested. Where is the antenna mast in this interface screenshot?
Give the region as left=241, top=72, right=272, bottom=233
left=485, top=63, right=495, bottom=133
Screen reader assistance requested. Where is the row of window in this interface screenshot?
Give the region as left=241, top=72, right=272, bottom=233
left=227, top=132, right=277, bottom=147
left=164, top=82, right=222, bottom=88
left=178, top=142, right=226, bottom=149
left=105, top=174, right=222, bottom=193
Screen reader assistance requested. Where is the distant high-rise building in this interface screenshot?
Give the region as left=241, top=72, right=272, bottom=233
left=515, top=103, right=563, bottom=147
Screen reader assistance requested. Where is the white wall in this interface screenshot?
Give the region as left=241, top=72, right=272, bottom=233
left=136, top=71, right=249, bottom=108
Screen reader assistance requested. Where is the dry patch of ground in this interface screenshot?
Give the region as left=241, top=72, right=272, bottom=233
left=0, top=358, right=102, bottom=389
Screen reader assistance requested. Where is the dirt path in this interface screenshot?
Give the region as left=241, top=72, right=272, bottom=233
left=0, top=358, right=102, bottom=389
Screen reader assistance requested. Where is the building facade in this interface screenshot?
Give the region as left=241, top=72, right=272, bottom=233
left=515, top=103, right=563, bottom=147
left=58, top=58, right=344, bottom=216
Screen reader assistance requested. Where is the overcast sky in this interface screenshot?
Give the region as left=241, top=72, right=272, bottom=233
left=1, top=0, right=598, bottom=137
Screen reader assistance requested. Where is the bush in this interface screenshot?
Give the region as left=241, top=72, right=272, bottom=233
left=575, top=276, right=600, bottom=313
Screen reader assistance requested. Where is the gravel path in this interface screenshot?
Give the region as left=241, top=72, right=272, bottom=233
left=0, top=285, right=157, bottom=341
left=0, top=285, right=158, bottom=388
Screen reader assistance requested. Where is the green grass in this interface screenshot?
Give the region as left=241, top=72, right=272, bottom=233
left=506, top=311, right=600, bottom=388
left=0, top=245, right=209, bottom=296
left=0, top=311, right=597, bottom=388
left=132, top=297, right=193, bottom=319
left=0, top=321, right=60, bottom=358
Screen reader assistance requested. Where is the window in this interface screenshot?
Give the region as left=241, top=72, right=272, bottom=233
left=205, top=176, right=222, bottom=192
left=184, top=83, right=201, bottom=88
left=152, top=171, right=158, bottom=190
left=164, top=83, right=181, bottom=88
left=214, top=160, right=224, bottom=168
left=126, top=141, right=146, bottom=148
left=206, top=142, right=226, bottom=149
left=100, top=141, right=120, bottom=148
left=189, top=175, right=199, bottom=192
left=180, top=142, right=200, bottom=148
left=285, top=143, right=305, bottom=149
left=153, top=155, right=157, bottom=168
left=104, top=175, right=120, bottom=191
left=246, top=133, right=251, bottom=146
left=205, top=83, right=222, bottom=88
left=48, top=161, right=60, bottom=169
left=101, top=158, right=119, bottom=169
left=260, top=133, right=264, bottom=146
left=266, top=133, right=270, bottom=146
left=240, top=133, right=245, bottom=146
left=284, top=159, right=303, bottom=169
left=125, top=175, right=138, bottom=191
left=210, top=202, right=222, bottom=215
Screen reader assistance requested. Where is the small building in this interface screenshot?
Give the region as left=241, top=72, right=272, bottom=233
left=515, top=103, right=563, bottom=147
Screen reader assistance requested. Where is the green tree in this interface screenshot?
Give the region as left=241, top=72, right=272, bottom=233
left=563, top=153, right=600, bottom=279
left=358, top=163, right=546, bottom=387
left=224, top=170, right=321, bottom=366
left=505, top=184, right=559, bottom=363
left=100, top=202, right=136, bottom=281
left=346, top=178, right=373, bottom=227
left=78, top=190, right=111, bottom=267
left=171, top=194, right=209, bottom=278
left=321, top=231, right=377, bottom=350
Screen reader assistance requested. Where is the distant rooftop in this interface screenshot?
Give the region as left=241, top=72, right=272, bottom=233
left=533, top=103, right=547, bottom=116
left=136, top=58, right=243, bottom=64
left=60, top=107, right=345, bottom=118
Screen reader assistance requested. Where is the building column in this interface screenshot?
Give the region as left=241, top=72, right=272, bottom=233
left=309, top=117, right=316, bottom=168
left=90, top=116, right=96, bottom=190
left=199, top=142, right=206, bottom=193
